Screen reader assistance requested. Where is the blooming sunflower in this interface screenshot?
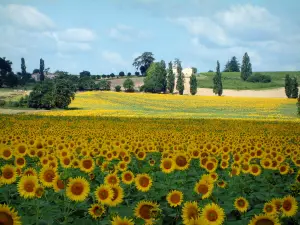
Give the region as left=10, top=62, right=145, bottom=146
left=1, top=164, right=17, bottom=184
left=182, top=201, right=200, bottom=225
left=80, top=157, right=95, bottom=173
left=53, top=177, right=65, bottom=192
left=188, top=218, right=206, bottom=225
left=111, top=215, right=134, bottom=225
left=209, top=172, right=218, bottom=182
left=15, top=144, right=27, bottom=156
left=135, top=174, right=153, bottom=192
left=166, top=190, right=183, bottom=207
left=248, top=214, right=280, bottom=225
left=281, top=195, right=298, bottom=217
left=60, top=156, right=72, bottom=168
left=134, top=200, right=160, bottom=224
left=271, top=198, right=282, bottom=212
left=95, top=184, right=114, bottom=205
left=217, top=180, right=227, bottom=188
left=104, top=173, right=120, bottom=186
left=23, top=167, right=38, bottom=177
left=17, top=175, right=39, bottom=199
left=194, top=180, right=213, bottom=199
left=263, top=202, right=277, bottom=215
left=174, top=153, right=190, bottom=171
left=1, top=147, right=13, bottom=160
left=230, top=166, right=241, bottom=177
left=0, top=204, right=21, bottom=225
left=279, top=164, right=289, bottom=175
left=88, top=203, right=105, bottom=219
left=205, top=160, right=218, bottom=173
left=160, top=158, right=175, bottom=174
left=66, top=177, right=90, bottom=202
left=35, top=185, right=44, bottom=198
left=234, top=197, right=249, bottom=213
left=121, top=170, right=135, bottom=185
left=118, top=161, right=128, bottom=171
left=39, top=166, right=57, bottom=187
left=107, top=185, right=124, bottom=207
left=15, top=156, right=26, bottom=168
left=200, top=203, right=225, bottom=225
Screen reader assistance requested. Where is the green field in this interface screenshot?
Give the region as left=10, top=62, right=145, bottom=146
left=197, top=71, right=300, bottom=90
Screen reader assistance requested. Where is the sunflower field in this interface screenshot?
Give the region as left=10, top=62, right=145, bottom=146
left=0, top=115, right=300, bottom=225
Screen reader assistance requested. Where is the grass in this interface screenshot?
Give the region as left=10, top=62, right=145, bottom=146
left=197, top=71, right=300, bottom=90
left=25, top=91, right=299, bottom=121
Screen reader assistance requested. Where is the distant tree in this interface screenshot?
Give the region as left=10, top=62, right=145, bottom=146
left=44, top=67, right=50, bottom=75
left=123, top=78, right=135, bottom=92
left=135, top=71, right=140, bottom=76
left=40, top=58, right=45, bottom=81
left=167, top=61, right=175, bottom=93
left=291, top=77, right=299, bottom=98
left=54, top=70, right=69, bottom=76
left=190, top=74, right=197, bottom=95
left=54, top=79, right=76, bottom=108
left=0, top=57, right=13, bottom=87
left=110, top=73, right=115, bottom=78
left=230, top=56, right=240, bottom=72
left=119, top=71, right=125, bottom=77
left=175, top=58, right=184, bottom=95
left=285, top=74, right=292, bottom=98
left=21, top=58, right=26, bottom=75
left=4, top=72, right=19, bottom=87
left=98, top=79, right=111, bottom=91
left=241, top=53, right=252, bottom=81
left=78, top=77, right=95, bottom=91
left=127, top=72, right=132, bottom=76
left=32, top=69, right=40, bottom=74
left=223, top=60, right=230, bottom=72
left=115, top=85, right=121, bottom=92
left=144, top=61, right=167, bottom=93
left=102, top=75, right=107, bottom=79
left=132, top=52, right=155, bottom=76
left=213, top=61, right=223, bottom=96
left=192, top=67, right=197, bottom=74
left=208, top=70, right=213, bottom=72
left=80, top=70, right=91, bottom=78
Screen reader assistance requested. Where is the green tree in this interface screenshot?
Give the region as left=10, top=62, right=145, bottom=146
left=32, top=69, right=40, bottom=74
left=285, top=74, right=292, bottom=98
left=54, top=79, right=76, bottom=108
left=213, top=61, right=223, bottom=96
left=97, top=79, right=111, bottom=91
left=143, top=61, right=167, bottom=93
left=291, top=77, right=299, bottom=99
left=123, top=78, right=135, bottom=92
left=0, top=57, right=12, bottom=87
left=175, top=58, right=184, bottom=95
left=4, top=72, right=18, bottom=87
left=21, top=58, right=26, bottom=75
left=167, top=61, right=175, bottom=93
left=189, top=74, right=197, bottom=95
left=132, top=52, right=155, bottom=76
left=241, top=53, right=252, bottom=81
left=223, top=60, right=230, bottom=72
left=79, top=71, right=91, bottom=78
left=228, top=56, right=240, bottom=72
left=119, top=71, right=125, bottom=77
left=78, top=76, right=95, bottom=91
left=40, top=58, right=45, bottom=81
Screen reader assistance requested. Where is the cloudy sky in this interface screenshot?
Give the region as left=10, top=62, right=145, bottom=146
left=1, top=0, right=299, bottom=75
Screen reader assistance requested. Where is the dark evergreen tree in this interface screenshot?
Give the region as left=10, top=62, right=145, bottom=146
left=21, top=58, right=26, bottom=75
left=167, top=61, right=175, bottom=93
left=189, top=74, right=197, bottom=95
left=40, top=58, right=45, bottom=81
left=229, top=56, right=240, bottom=72
left=175, top=58, right=184, bottom=95
left=291, top=77, right=299, bottom=98
left=241, top=53, right=252, bottom=81
left=285, top=74, right=292, bottom=98
left=143, top=62, right=167, bottom=93
left=213, top=61, right=223, bottom=96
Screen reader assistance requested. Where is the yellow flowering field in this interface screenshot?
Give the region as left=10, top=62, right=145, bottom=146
left=0, top=114, right=300, bottom=225
left=29, top=91, right=300, bottom=120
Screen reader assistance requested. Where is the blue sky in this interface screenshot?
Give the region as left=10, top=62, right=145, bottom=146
left=0, top=0, right=300, bottom=75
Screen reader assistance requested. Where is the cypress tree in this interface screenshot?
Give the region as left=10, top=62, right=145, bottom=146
left=213, top=61, right=223, bottom=96
left=291, top=77, right=299, bottom=98
left=21, top=58, right=26, bottom=75
left=40, top=58, right=45, bottom=81
left=175, top=58, right=184, bottom=95
left=167, top=61, right=175, bottom=93
left=285, top=74, right=292, bottom=98
left=189, top=74, right=197, bottom=95
left=241, top=52, right=252, bottom=81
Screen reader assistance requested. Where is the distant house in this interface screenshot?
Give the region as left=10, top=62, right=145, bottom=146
left=172, top=66, right=195, bottom=78
left=31, top=73, right=58, bottom=81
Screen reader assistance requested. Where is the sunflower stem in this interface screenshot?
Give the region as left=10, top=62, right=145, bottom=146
left=35, top=198, right=40, bottom=225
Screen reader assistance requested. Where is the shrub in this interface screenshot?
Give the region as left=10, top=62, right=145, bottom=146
left=119, top=71, right=125, bottom=77
left=115, top=85, right=121, bottom=92
left=246, top=73, right=271, bottom=83
left=123, top=78, right=135, bottom=92
left=0, top=99, right=6, bottom=107
left=135, top=71, right=140, bottom=76
left=98, top=80, right=111, bottom=91
left=139, top=85, right=145, bottom=92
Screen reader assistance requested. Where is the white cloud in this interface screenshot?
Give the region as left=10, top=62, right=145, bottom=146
left=57, top=28, right=96, bottom=42
left=109, top=24, right=151, bottom=42
left=101, top=51, right=128, bottom=66
left=0, top=4, right=55, bottom=30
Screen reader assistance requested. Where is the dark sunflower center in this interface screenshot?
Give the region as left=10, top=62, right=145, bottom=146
left=124, top=173, right=132, bottom=181
left=206, top=162, right=214, bottom=170
left=44, top=170, right=55, bottom=182
left=108, top=176, right=117, bottom=184
left=139, top=205, right=153, bottom=219
left=64, top=158, right=70, bottom=165
left=0, top=212, right=14, bottom=225
left=99, top=189, right=109, bottom=199
left=111, top=188, right=119, bottom=201
left=57, top=180, right=65, bottom=189
left=83, top=160, right=92, bottom=169
left=3, top=150, right=11, bottom=157
left=163, top=160, right=172, bottom=169
left=187, top=206, right=198, bottom=219
left=207, top=210, right=218, bottom=221
left=17, top=158, right=24, bottom=165
left=176, top=156, right=187, bottom=167
left=237, top=199, right=246, bottom=207
left=25, top=181, right=35, bottom=192
left=170, top=194, right=180, bottom=204
left=71, top=182, right=84, bottom=195
left=255, top=219, right=274, bottom=225
left=139, top=177, right=150, bottom=187
left=3, top=170, right=13, bottom=179
left=197, top=184, right=208, bottom=194
left=283, top=201, right=292, bottom=211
